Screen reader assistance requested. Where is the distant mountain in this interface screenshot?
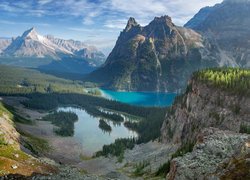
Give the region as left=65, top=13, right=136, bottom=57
left=0, top=28, right=106, bottom=74
left=46, top=35, right=105, bottom=67
left=185, top=0, right=250, bottom=67
left=4, top=28, right=72, bottom=59
left=184, top=6, right=216, bottom=29
left=88, top=16, right=222, bottom=92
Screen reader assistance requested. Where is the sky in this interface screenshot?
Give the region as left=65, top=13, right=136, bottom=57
left=0, top=0, right=223, bottom=55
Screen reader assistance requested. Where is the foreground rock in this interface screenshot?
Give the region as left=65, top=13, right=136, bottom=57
left=167, top=128, right=250, bottom=180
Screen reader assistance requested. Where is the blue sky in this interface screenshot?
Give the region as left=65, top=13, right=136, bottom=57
left=0, top=0, right=223, bottom=55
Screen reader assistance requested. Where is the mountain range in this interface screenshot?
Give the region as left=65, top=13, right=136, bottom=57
left=1, top=0, right=249, bottom=91
left=0, top=28, right=106, bottom=74
left=87, top=16, right=218, bottom=92
left=88, top=0, right=250, bottom=92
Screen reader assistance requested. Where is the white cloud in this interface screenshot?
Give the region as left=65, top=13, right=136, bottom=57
left=84, top=38, right=117, bottom=49
left=0, top=0, right=223, bottom=26
left=108, top=0, right=223, bottom=26
left=104, top=19, right=128, bottom=29
left=38, top=0, right=53, bottom=5
left=110, top=0, right=167, bottom=17
left=0, top=0, right=224, bottom=51
left=0, top=20, right=50, bottom=26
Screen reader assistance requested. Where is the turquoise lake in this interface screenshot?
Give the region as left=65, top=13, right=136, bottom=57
left=100, top=89, right=177, bottom=107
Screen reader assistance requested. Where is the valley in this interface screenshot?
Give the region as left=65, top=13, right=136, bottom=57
left=0, top=0, right=250, bottom=179
left=0, top=65, right=249, bottom=179
left=0, top=65, right=171, bottom=178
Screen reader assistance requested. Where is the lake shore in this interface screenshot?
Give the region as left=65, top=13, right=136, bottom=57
left=1, top=96, right=175, bottom=179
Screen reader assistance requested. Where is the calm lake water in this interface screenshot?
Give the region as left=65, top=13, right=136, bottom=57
left=57, top=107, right=137, bottom=156
left=100, top=89, right=177, bottom=107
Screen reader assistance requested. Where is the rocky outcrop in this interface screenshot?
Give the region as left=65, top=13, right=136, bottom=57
left=88, top=16, right=220, bottom=92
left=161, top=77, right=250, bottom=145
left=160, top=69, right=250, bottom=179
left=167, top=128, right=250, bottom=180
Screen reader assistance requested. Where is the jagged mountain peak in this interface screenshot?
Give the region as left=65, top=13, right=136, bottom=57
left=152, top=15, right=173, bottom=24
left=1, top=27, right=106, bottom=66
left=124, top=17, right=140, bottom=31
left=21, top=27, right=40, bottom=40
left=88, top=15, right=211, bottom=92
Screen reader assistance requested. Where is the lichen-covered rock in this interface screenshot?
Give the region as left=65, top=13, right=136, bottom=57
left=167, top=128, right=250, bottom=180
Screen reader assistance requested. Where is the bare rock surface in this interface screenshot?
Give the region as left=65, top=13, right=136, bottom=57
left=167, top=128, right=250, bottom=180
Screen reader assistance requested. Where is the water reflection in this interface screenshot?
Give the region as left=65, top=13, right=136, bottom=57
left=57, top=106, right=137, bottom=156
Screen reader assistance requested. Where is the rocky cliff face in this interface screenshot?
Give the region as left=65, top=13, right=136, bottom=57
left=185, top=0, right=250, bottom=67
left=88, top=16, right=220, bottom=92
left=161, top=76, right=250, bottom=145
left=161, top=69, right=250, bottom=179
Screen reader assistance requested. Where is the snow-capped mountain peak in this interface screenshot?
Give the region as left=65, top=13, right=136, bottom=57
left=21, top=27, right=40, bottom=40
left=1, top=27, right=106, bottom=65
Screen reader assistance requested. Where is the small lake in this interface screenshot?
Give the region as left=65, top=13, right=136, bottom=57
left=100, top=89, right=177, bottom=107
left=57, top=107, right=137, bottom=156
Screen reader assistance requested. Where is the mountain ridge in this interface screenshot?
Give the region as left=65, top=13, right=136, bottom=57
left=88, top=15, right=221, bottom=92
left=0, top=27, right=106, bottom=67
left=185, top=0, right=250, bottom=67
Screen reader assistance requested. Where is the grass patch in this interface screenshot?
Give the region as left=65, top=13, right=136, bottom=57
left=20, top=131, right=50, bottom=155
left=0, top=102, right=13, bottom=119
left=133, top=160, right=150, bottom=177
left=155, top=161, right=171, bottom=177
left=0, top=145, right=29, bottom=162
left=239, top=124, right=250, bottom=134
left=0, top=134, right=7, bottom=146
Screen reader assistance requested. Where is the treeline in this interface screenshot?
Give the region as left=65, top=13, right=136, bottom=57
left=22, top=93, right=167, bottom=158
left=42, top=111, right=78, bottom=136
left=194, top=68, right=250, bottom=95
left=85, top=106, right=124, bottom=123
left=95, top=138, right=136, bottom=162
left=23, top=93, right=167, bottom=142
left=22, top=93, right=161, bottom=119
left=0, top=65, right=85, bottom=94
left=94, top=107, right=167, bottom=159
left=124, top=108, right=167, bottom=143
